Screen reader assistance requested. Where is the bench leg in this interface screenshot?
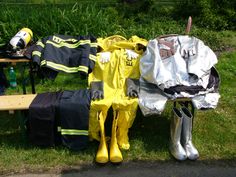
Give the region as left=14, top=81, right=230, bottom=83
left=29, top=62, right=36, bottom=94
left=20, top=62, right=36, bottom=94
left=16, top=110, right=28, bottom=142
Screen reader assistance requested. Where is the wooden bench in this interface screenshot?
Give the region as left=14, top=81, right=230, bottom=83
left=0, top=94, right=37, bottom=137
left=0, top=94, right=37, bottom=112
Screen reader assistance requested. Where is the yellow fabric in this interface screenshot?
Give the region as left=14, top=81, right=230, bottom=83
left=97, top=35, right=147, bottom=54
left=96, top=112, right=109, bottom=164
left=88, top=35, right=147, bottom=150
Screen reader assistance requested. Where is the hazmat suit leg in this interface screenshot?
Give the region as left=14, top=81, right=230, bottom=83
left=113, top=98, right=138, bottom=150
left=95, top=111, right=109, bottom=164
left=89, top=100, right=111, bottom=164
left=109, top=110, right=123, bottom=163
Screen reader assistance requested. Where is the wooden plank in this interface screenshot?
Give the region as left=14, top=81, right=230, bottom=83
left=0, top=58, right=30, bottom=63
left=0, top=94, right=37, bottom=111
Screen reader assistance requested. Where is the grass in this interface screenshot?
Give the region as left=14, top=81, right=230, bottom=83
left=1, top=49, right=236, bottom=174
left=0, top=1, right=232, bottom=48
left=0, top=1, right=236, bottom=175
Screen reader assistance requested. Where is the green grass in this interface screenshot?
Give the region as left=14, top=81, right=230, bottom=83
left=0, top=1, right=232, bottom=49
left=1, top=50, right=236, bottom=174
left=0, top=1, right=236, bottom=175
left=195, top=51, right=236, bottom=160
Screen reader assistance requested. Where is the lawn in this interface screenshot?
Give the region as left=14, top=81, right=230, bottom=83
left=0, top=1, right=236, bottom=175
left=1, top=48, right=236, bottom=174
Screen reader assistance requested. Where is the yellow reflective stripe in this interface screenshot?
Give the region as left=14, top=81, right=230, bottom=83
left=78, top=65, right=89, bottom=73
left=61, top=129, right=88, bottom=136
left=40, top=60, right=46, bottom=66
left=37, top=41, right=45, bottom=48
left=57, top=126, right=61, bottom=132
left=52, top=35, right=92, bottom=45
left=32, top=51, right=41, bottom=57
left=77, top=40, right=91, bottom=45
left=52, top=36, right=91, bottom=44
left=46, top=40, right=91, bottom=49
left=52, top=36, right=78, bottom=43
left=90, top=43, right=98, bottom=48
left=89, top=54, right=97, bottom=62
left=40, top=60, right=88, bottom=73
left=45, top=61, right=79, bottom=73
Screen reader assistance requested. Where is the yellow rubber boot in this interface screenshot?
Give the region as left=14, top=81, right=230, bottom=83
left=110, top=113, right=123, bottom=163
left=95, top=113, right=109, bottom=164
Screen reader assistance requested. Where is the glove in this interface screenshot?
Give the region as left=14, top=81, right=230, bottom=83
left=90, top=81, right=104, bottom=100
left=126, top=49, right=139, bottom=59
left=180, top=46, right=196, bottom=59
left=126, top=78, right=139, bottom=98
left=158, top=39, right=176, bottom=59
left=99, top=52, right=111, bottom=63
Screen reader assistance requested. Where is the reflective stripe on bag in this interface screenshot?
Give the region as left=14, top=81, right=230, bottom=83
left=61, top=129, right=88, bottom=136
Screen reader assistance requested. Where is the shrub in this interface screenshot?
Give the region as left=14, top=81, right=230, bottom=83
left=173, top=0, right=236, bottom=30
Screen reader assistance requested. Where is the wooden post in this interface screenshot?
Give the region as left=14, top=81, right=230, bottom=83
left=185, top=16, right=192, bottom=35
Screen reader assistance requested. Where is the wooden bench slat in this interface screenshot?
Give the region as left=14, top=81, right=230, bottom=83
left=0, top=58, right=30, bottom=63
left=0, top=94, right=37, bottom=111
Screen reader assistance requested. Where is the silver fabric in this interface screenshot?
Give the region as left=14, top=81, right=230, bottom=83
left=169, top=108, right=187, bottom=161
left=139, top=35, right=220, bottom=111
left=139, top=79, right=168, bottom=116
left=140, top=35, right=218, bottom=89
left=192, top=92, right=220, bottom=109
left=181, top=107, right=199, bottom=160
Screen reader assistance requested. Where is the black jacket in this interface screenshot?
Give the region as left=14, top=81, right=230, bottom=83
left=32, top=34, right=97, bottom=78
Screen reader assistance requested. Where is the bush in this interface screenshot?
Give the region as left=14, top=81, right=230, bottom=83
left=173, top=0, right=236, bottom=30
left=117, top=0, right=154, bottom=17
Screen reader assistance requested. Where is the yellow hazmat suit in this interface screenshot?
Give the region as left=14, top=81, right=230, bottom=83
left=88, top=35, right=147, bottom=163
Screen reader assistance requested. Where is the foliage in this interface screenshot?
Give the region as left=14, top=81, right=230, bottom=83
left=117, top=0, right=154, bottom=16
left=0, top=2, right=232, bottom=51
left=0, top=3, right=124, bottom=43
left=173, top=0, right=236, bottom=30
